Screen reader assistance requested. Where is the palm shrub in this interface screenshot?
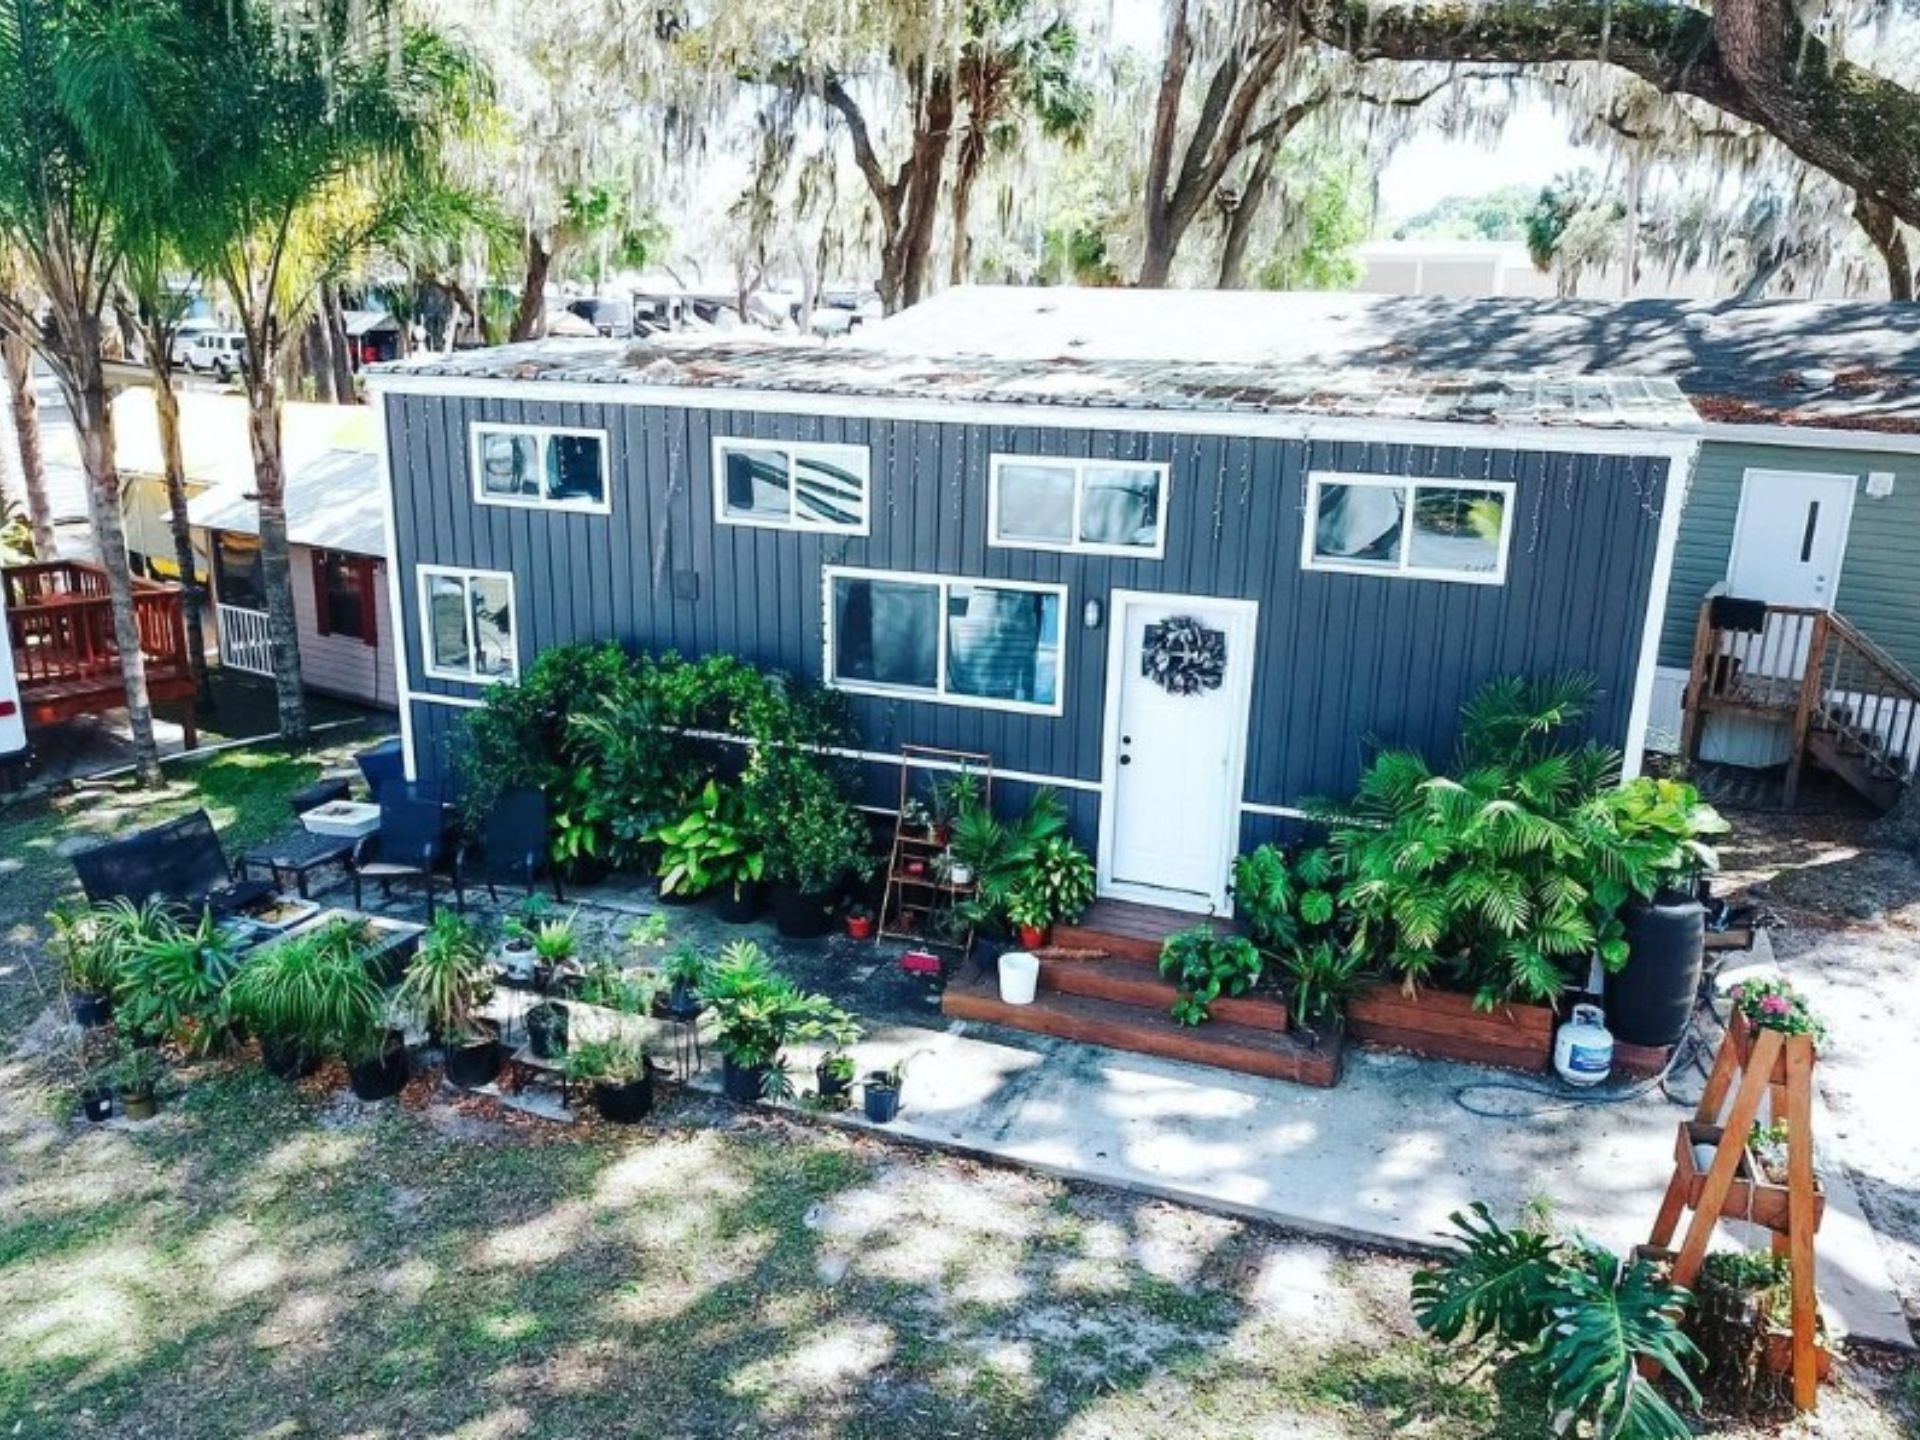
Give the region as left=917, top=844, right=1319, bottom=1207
left=1157, top=927, right=1263, bottom=1026
left=48, top=897, right=163, bottom=998
left=229, top=919, right=386, bottom=1062
left=398, top=912, right=494, bottom=1042
left=949, top=787, right=1069, bottom=925
left=1413, top=1203, right=1702, bottom=1440
left=653, top=779, right=764, bottom=898
left=115, top=906, right=245, bottom=1053
left=699, top=940, right=860, bottom=1074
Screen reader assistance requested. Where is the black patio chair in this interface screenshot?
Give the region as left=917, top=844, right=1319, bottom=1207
left=351, top=783, right=463, bottom=919
left=70, top=809, right=273, bottom=916
left=459, top=787, right=563, bottom=903
left=356, top=738, right=407, bottom=802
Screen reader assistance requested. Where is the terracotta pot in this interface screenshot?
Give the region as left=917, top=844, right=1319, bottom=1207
left=845, top=914, right=876, bottom=940
left=1017, top=923, right=1050, bottom=950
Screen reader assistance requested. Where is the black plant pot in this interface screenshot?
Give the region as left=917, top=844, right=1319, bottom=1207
left=70, top=991, right=112, bottom=1028
left=365, top=937, right=416, bottom=988
left=816, top=1062, right=853, bottom=1100
left=658, top=881, right=702, bottom=907
left=80, top=1086, right=113, bottom=1122
left=714, top=881, right=763, bottom=925
left=863, top=1081, right=901, bottom=1124
left=721, top=1057, right=771, bottom=1103
left=348, top=1033, right=410, bottom=1101
left=526, top=1002, right=569, bottom=1060
left=771, top=884, right=834, bottom=940
left=445, top=1028, right=503, bottom=1089
left=591, top=1071, right=655, bottom=1124
left=665, top=980, right=702, bottom=1020
left=261, top=1036, right=319, bottom=1081
left=1609, top=890, right=1708, bottom=1048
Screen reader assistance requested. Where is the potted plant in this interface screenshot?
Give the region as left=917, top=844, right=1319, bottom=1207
left=1158, top=927, right=1263, bottom=1026
left=525, top=999, right=569, bottom=1058
left=863, top=1059, right=905, bottom=1123
left=563, top=1036, right=655, bottom=1123
left=114, top=904, right=244, bottom=1056
left=497, top=895, right=550, bottom=986
left=760, top=762, right=873, bottom=939
left=926, top=772, right=979, bottom=846
left=49, top=899, right=129, bottom=1027
left=844, top=905, right=876, bottom=941
left=108, top=1042, right=164, bottom=1121
left=79, top=1070, right=114, bottom=1122
left=229, top=919, right=394, bottom=1094
left=653, top=780, right=766, bottom=921
left=658, top=944, right=708, bottom=1018
left=816, top=1048, right=857, bottom=1101
left=1007, top=835, right=1095, bottom=945
left=399, top=913, right=501, bottom=1089
left=700, top=940, right=858, bottom=1102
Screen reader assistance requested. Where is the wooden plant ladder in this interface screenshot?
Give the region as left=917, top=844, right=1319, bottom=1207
left=877, top=745, right=992, bottom=958
left=1648, top=1010, right=1823, bottom=1411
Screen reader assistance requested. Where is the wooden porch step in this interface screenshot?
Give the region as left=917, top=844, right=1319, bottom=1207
left=1036, top=949, right=1290, bottom=1033
left=1055, top=898, right=1235, bottom=965
left=942, top=975, right=1340, bottom=1087
left=1806, top=730, right=1904, bottom=810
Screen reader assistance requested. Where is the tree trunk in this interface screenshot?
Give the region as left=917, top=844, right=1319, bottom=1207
left=1216, top=133, right=1285, bottom=288
left=510, top=235, right=551, bottom=342
left=150, top=359, right=212, bottom=700
left=70, top=354, right=163, bottom=785
left=949, top=123, right=989, bottom=287
left=2, top=334, right=56, bottom=557
left=323, top=283, right=357, bottom=403
left=894, top=73, right=954, bottom=311
left=244, top=368, right=308, bottom=743
left=1853, top=194, right=1915, bottom=301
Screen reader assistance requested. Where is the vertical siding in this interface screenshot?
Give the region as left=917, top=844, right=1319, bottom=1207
left=1658, top=440, right=1920, bottom=674
left=388, top=393, right=1671, bottom=827
left=291, top=544, right=397, bottom=709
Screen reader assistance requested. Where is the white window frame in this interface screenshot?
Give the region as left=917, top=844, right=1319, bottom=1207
left=712, top=436, right=871, bottom=535
left=987, top=454, right=1170, bottom=558
left=417, top=564, right=519, bottom=685
left=822, top=564, right=1068, bottom=717
left=470, top=422, right=611, bottom=515
left=1300, top=471, right=1516, bottom=586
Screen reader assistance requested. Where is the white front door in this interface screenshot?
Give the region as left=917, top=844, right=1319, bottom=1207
left=1099, top=592, right=1257, bottom=914
left=1727, top=469, right=1857, bottom=678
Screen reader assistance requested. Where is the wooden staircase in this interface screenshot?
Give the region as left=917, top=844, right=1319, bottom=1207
left=941, top=900, right=1342, bottom=1088
left=1681, top=599, right=1919, bottom=809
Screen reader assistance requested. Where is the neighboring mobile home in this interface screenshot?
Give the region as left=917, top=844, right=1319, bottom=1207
left=371, top=287, right=1699, bottom=916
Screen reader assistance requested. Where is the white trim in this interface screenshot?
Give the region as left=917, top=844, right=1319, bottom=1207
left=1697, top=421, right=1920, bottom=456
left=710, top=435, right=871, bottom=536
left=371, top=394, right=419, bottom=782
left=416, top=564, right=520, bottom=685
left=1097, top=589, right=1259, bottom=916
left=986, top=453, right=1169, bottom=559
left=821, top=564, right=1069, bottom=717
left=1621, top=445, right=1699, bottom=779
left=470, top=421, right=612, bottom=515
left=1239, top=801, right=1315, bottom=821
left=1300, top=471, right=1517, bottom=586
left=410, top=690, right=488, bottom=710
left=1725, top=466, right=1858, bottom=602
left=370, top=372, right=1699, bottom=461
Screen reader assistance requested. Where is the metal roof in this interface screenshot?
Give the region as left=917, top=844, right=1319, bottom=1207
left=187, top=448, right=387, bottom=557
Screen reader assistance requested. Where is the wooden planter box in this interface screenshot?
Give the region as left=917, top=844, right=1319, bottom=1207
left=1673, top=1123, right=1824, bottom=1232
left=1766, top=1324, right=1832, bottom=1382
left=1729, top=1012, right=1817, bottom=1085
left=1345, top=982, right=1554, bottom=1072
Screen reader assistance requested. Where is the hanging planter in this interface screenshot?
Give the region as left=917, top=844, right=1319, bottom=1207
left=1140, top=616, right=1226, bottom=696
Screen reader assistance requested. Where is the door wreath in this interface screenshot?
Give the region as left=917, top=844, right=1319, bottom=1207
left=1141, top=616, right=1226, bottom=696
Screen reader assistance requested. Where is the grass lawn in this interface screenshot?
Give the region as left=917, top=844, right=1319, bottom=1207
left=1, top=746, right=1915, bottom=1438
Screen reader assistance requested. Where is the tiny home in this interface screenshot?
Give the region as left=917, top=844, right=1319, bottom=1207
left=371, top=287, right=1698, bottom=916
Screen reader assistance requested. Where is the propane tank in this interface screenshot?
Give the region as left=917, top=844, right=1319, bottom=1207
left=1554, top=1004, right=1614, bottom=1088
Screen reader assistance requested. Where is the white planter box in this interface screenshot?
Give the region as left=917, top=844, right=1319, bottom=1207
left=301, top=800, right=382, bottom=839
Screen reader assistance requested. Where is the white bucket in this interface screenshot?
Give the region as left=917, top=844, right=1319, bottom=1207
left=998, top=950, right=1040, bottom=1006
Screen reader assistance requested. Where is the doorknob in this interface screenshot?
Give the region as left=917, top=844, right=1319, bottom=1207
left=1119, top=755, right=1132, bottom=766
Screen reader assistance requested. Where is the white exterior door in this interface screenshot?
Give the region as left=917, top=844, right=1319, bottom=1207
left=1726, top=469, right=1857, bottom=679
left=1099, top=592, right=1257, bottom=914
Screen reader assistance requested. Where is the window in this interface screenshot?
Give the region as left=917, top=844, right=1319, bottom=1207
left=471, top=423, right=609, bottom=512
left=713, top=437, right=870, bottom=534
left=825, top=567, right=1065, bottom=715
left=418, top=566, right=517, bottom=683
left=212, top=531, right=265, bottom=610
left=989, top=455, right=1167, bottom=556
left=1302, top=472, right=1514, bottom=584
left=313, top=551, right=377, bottom=645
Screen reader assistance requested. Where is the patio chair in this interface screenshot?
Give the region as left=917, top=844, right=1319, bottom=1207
left=356, top=738, right=407, bottom=802
left=459, top=787, right=563, bottom=903
left=351, top=783, right=463, bottom=919
left=70, top=809, right=273, bottom=916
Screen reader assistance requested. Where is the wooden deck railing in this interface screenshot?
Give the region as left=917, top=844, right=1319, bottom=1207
left=3, top=560, right=193, bottom=692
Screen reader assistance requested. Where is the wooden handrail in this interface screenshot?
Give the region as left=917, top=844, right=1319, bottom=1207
left=4, top=560, right=192, bottom=690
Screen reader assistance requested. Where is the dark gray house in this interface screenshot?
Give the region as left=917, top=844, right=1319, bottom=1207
left=370, top=287, right=1698, bottom=917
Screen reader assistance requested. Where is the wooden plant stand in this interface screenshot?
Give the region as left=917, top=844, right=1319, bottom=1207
left=1648, top=1011, right=1823, bottom=1412
left=878, top=745, right=992, bottom=959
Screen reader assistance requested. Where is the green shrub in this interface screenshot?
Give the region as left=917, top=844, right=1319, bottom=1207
left=229, top=919, right=387, bottom=1062
left=563, top=1035, right=648, bottom=1084
left=752, top=751, right=872, bottom=896
left=699, top=940, right=859, bottom=1072
left=398, top=913, right=494, bottom=1043
left=114, top=906, right=244, bottom=1053
left=653, top=780, right=764, bottom=898
left=1157, top=926, right=1263, bottom=1026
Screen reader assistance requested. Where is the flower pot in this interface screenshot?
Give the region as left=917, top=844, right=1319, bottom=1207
left=658, top=881, right=702, bottom=907
left=70, top=991, right=112, bottom=1028
left=998, top=950, right=1040, bottom=1005
left=499, top=941, right=538, bottom=988
left=816, top=1062, right=853, bottom=1100
left=261, top=1036, right=319, bottom=1081
left=118, top=1086, right=157, bottom=1122
left=1609, top=892, right=1707, bottom=1047
left=713, top=881, right=762, bottom=924
left=591, top=1071, right=655, bottom=1124
left=845, top=913, right=876, bottom=941
left=863, top=1080, right=901, bottom=1124
left=80, top=1086, right=113, bottom=1122
left=525, top=1002, right=569, bottom=1060
left=771, top=885, right=834, bottom=940
left=721, top=1057, right=771, bottom=1103
left=1016, top=923, right=1050, bottom=950
left=348, top=1032, right=410, bottom=1101
left=665, top=980, right=702, bottom=1020
left=445, top=1027, right=503, bottom=1089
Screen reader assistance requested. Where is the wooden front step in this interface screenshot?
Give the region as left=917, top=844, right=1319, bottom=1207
left=1806, top=729, right=1904, bottom=810
left=1055, top=898, right=1234, bottom=964
left=943, top=974, right=1341, bottom=1087
left=1036, top=950, right=1290, bottom=1033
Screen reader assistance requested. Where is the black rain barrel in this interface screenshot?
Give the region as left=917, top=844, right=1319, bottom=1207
left=1608, top=890, right=1707, bottom=1047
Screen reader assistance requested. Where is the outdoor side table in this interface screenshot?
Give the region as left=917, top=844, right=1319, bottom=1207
left=238, top=828, right=357, bottom=899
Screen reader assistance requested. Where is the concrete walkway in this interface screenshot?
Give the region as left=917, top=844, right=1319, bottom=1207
left=708, top=1007, right=1911, bottom=1352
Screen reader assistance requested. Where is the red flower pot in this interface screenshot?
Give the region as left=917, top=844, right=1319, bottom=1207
left=846, top=913, right=876, bottom=940
left=1017, top=923, right=1050, bottom=950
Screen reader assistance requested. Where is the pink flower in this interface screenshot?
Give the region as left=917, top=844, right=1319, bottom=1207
left=1762, top=995, right=1791, bottom=1016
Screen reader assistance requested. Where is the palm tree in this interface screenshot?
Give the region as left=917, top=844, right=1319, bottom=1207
left=0, top=0, right=190, bottom=785
left=0, top=281, right=56, bottom=557
left=177, top=1, right=484, bottom=742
